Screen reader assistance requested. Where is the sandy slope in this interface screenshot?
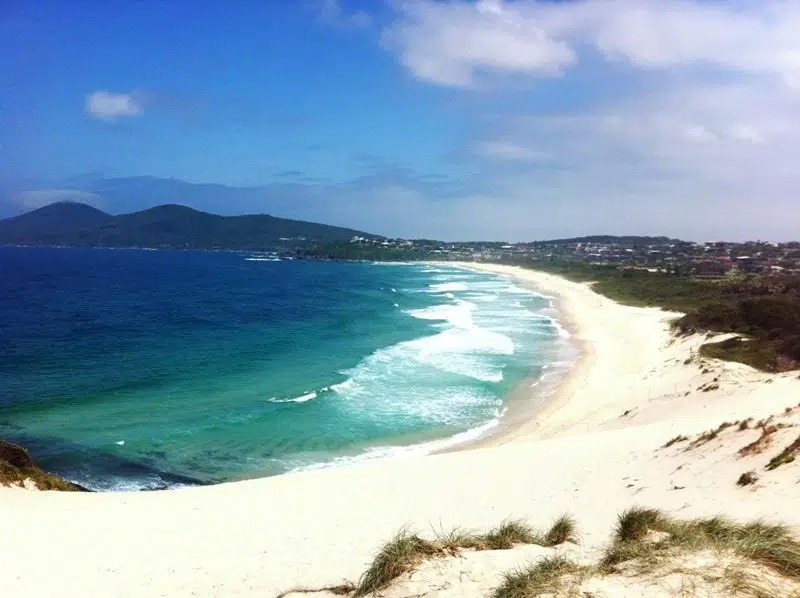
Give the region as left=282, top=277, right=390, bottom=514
left=2, top=263, right=800, bottom=598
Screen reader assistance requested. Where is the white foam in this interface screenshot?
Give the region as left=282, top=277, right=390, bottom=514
left=115, top=440, right=125, bottom=446
left=245, top=257, right=281, bottom=262
left=270, top=391, right=318, bottom=404
left=408, top=299, right=477, bottom=329
left=331, top=379, right=356, bottom=393
left=429, top=282, right=468, bottom=293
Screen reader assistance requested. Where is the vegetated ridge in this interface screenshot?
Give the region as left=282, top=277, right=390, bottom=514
left=0, top=202, right=378, bottom=251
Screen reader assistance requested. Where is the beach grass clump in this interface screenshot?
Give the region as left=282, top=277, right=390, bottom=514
left=737, top=471, right=758, bottom=486
left=613, top=507, right=671, bottom=543
left=435, top=526, right=485, bottom=551
left=602, top=507, right=800, bottom=584
left=484, top=519, right=542, bottom=550
left=492, top=555, right=579, bottom=598
left=354, top=515, right=579, bottom=595
left=543, top=514, right=577, bottom=547
left=739, top=424, right=779, bottom=457
left=354, top=529, right=441, bottom=596
left=765, top=434, right=800, bottom=470
left=664, top=435, right=689, bottom=448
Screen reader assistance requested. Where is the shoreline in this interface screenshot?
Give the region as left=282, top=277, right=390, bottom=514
left=5, top=263, right=800, bottom=597
left=442, top=261, right=681, bottom=448
left=433, top=261, right=586, bottom=454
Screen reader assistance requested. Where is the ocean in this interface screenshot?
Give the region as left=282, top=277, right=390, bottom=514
left=0, top=247, right=575, bottom=491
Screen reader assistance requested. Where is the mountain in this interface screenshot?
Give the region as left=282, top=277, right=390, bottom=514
left=533, top=235, right=686, bottom=246
left=0, top=202, right=377, bottom=250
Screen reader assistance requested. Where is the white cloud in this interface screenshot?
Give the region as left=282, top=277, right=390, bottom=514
left=85, top=91, right=143, bottom=120
left=454, top=78, right=800, bottom=240
left=383, top=0, right=800, bottom=88
left=382, top=0, right=575, bottom=86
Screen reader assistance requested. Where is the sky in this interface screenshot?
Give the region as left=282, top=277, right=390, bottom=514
left=2, top=0, right=800, bottom=241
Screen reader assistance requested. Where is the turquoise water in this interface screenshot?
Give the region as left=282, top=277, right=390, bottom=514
left=0, top=248, right=573, bottom=490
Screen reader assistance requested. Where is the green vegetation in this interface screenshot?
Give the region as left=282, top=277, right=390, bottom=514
left=492, top=555, right=579, bottom=598
left=354, top=528, right=441, bottom=596
left=602, top=507, right=800, bottom=581
left=354, top=515, right=578, bottom=596
left=738, top=471, right=759, bottom=486
left=0, top=202, right=374, bottom=250
left=612, top=507, right=671, bottom=543
left=491, top=508, right=800, bottom=598
left=483, top=519, right=541, bottom=550
left=298, top=240, right=437, bottom=262
left=341, top=508, right=800, bottom=597
left=664, top=434, right=689, bottom=448
left=542, top=515, right=578, bottom=547
left=0, top=439, right=87, bottom=491
left=506, top=259, right=800, bottom=372
left=765, top=434, right=800, bottom=470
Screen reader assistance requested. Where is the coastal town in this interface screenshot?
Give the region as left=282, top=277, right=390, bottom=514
left=342, top=235, right=800, bottom=275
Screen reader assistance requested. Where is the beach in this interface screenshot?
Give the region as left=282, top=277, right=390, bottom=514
left=3, top=263, right=800, bottom=598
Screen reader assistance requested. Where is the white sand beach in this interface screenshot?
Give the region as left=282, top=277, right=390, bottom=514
left=3, top=263, right=800, bottom=597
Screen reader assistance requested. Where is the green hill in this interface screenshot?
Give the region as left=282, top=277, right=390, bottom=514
left=0, top=202, right=378, bottom=250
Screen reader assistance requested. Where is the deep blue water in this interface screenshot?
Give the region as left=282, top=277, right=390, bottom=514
left=0, top=247, right=571, bottom=490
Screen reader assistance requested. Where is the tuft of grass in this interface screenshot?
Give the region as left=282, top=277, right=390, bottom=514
left=664, top=435, right=689, bottom=448
left=492, top=555, right=578, bottom=598
left=354, top=529, right=440, bottom=596
left=355, top=516, right=579, bottom=595
left=765, top=434, right=800, bottom=471
left=738, top=424, right=778, bottom=457
left=613, top=507, right=671, bottom=543
left=689, top=421, right=735, bottom=449
left=737, top=471, right=758, bottom=486
left=434, top=526, right=486, bottom=552
left=603, top=507, right=800, bottom=584
left=738, top=419, right=752, bottom=431
left=354, top=515, right=580, bottom=595
left=543, top=514, right=577, bottom=547
left=484, top=519, right=541, bottom=550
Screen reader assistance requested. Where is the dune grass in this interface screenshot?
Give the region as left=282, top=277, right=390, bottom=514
left=353, top=515, right=578, bottom=596
left=766, top=434, right=800, bottom=471
left=342, top=508, right=800, bottom=597
left=664, top=434, right=689, bottom=448
left=602, top=507, right=800, bottom=583
left=737, top=471, right=758, bottom=486
left=484, top=519, right=542, bottom=550
left=353, top=528, right=440, bottom=596
left=492, top=555, right=579, bottom=598
left=543, top=515, right=577, bottom=547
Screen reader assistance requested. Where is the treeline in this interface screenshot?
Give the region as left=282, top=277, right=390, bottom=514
left=298, top=241, right=439, bottom=262
left=504, top=258, right=800, bottom=372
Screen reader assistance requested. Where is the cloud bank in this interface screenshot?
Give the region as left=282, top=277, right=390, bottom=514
left=373, top=0, right=800, bottom=240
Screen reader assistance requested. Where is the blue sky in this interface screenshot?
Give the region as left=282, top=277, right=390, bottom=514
left=3, top=0, right=800, bottom=241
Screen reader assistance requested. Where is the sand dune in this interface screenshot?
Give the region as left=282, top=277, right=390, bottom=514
left=2, top=263, right=800, bottom=597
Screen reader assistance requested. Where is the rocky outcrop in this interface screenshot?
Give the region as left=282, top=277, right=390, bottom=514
left=0, top=440, right=89, bottom=491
